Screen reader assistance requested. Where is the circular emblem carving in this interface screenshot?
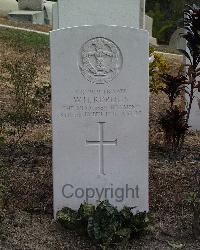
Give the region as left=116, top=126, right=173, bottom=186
left=78, top=37, right=123, bottom=84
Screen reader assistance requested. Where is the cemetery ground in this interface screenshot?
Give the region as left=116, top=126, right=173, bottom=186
left=0, top=26, right=200, bottom=250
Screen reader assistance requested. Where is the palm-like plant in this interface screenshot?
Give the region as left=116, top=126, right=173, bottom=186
left=181, top=5, right=200, bottom=240
left=180, top=5, right=200, bottom=122
left=159, top=4, right=200, bottom=152
left=182, top=5, right=200, bottom=69
left=161, top=74, right=186, bottom=107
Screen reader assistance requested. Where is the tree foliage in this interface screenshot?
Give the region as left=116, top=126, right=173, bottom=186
left=146, top=0, right=196, bottom=42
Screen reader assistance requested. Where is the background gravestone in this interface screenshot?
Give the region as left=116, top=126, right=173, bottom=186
left=57, top=0, right=142, bottom=29
left=8, top=0, right=57, bottom=25
left=52, top=2, right=59, bottom=29
left=140, top=0, right=146, bottom=29
left=8, top=0, right=45, bottom=24
left=0, top=0, right=18, bottom=16
left=8, top=10, right=45, bottom=25
left=145, top=15, right=157, bottom=45
left=169, top=28, right=186, bottom=50
left=145, top=15, right=153, bottom=37
left=51, top=25, right=149, bottom=215
left=44, top=1, right=57, bottom=25
left=18, top=0, right=44, bottom=11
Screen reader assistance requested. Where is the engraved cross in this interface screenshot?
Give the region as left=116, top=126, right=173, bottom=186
left=86, top=122, right=117, bottom=175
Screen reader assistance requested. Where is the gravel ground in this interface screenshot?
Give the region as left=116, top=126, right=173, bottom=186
left=0, top=23, right=200, bottom=249
left=0, top=130, right=199, bottom=249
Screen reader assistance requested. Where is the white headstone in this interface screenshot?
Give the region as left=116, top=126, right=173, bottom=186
left=57, top=0, right=141, bottom=29
left=169, top=28, right=186, bottom=50
left=51, top=25, right=149, bottom=216
left=44, top=1, right=57, bottom=25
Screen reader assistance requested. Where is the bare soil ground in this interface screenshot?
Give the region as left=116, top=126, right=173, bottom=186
left=0, top=25, right=200, bottom=249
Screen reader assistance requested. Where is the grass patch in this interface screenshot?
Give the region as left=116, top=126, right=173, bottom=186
left=0, top=27, right=49, bottom=50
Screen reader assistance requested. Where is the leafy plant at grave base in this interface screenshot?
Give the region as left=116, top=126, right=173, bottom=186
left=57, top=201, right=151, bottom=246
left=78, top=202, right=95, bottom=224
left=0, top=54, right=51, bottom=144
left=57, top=207, right=77, bottom=228
left=149, top=47, right=169, bottom=93
left=158, top=4, right=200, bottom=152
left=87, top=201, right=123, bottom=244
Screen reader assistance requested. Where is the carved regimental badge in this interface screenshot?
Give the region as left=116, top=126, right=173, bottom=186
left=79, top=37, right=123, bottom=84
